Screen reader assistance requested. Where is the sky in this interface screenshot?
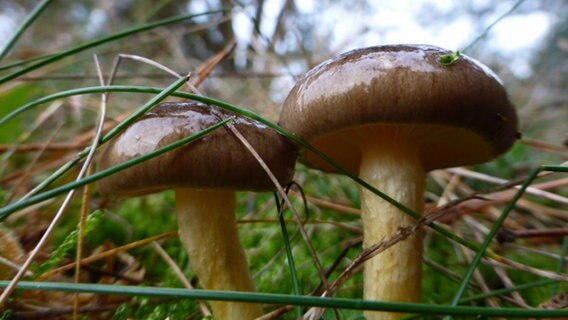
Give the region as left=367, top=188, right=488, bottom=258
left=0, top=0, right=556, bottom=79
left=232, top=0, right=554, bottom=78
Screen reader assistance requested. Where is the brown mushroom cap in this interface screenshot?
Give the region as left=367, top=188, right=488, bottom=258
left=97, top=101, right=297, bottom=197
left=279, top=44, right=519, bottom=173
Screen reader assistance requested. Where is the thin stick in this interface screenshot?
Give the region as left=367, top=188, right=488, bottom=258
left=225, top=122, right=330, bottom=289
left=39, top=232, right=176, bottom=280
left=493, top=267, right=530, bottom=308
left=461, top=221, right=501, bottom=309
left=152, top=241, right=212, bottom=317
left=461, top=0, right=526, bottom=54
left=289, top=191, right=360, bottom=216
left=450, top=167, right=541, bottom=307
left=108, top=54, right=200, bottom=93
left=192, top=39, right=236, bottom=88
left=74, top=169, right=93, bottom=320
left=73, top=54, right=107, bottom=320
left=447, top=167, right=568, bottom=204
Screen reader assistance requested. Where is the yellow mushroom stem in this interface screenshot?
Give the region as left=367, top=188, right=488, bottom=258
left=176, top=189, right=263, bottom=319
left=359, top=144, right=425, bottom=320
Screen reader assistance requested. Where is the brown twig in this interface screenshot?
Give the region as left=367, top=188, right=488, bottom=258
left=0, top=142, right=88, bottom=153
left=289, top=190, right=360, bottom=216
left=521, top=138, right=568, bottom=155
left=152, top=241, right=212, bottom=317
left=192, top=39, right=237, bottom=88
left=498, top=228, right=568, bottom=243
left=38, top=231, right=177, bottom=280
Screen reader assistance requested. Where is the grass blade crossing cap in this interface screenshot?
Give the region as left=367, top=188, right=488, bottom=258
left=97, top=101, right=297, bottom=319
left=98, top=101, right=297, bottom=196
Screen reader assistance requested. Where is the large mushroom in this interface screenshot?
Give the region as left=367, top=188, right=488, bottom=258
left=97, top=101, right=297, bottom=319
left=279, top=44, right=518, bottom=319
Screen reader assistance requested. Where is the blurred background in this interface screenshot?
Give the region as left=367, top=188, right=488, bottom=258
left=0, top=0, right=567, bottom=318
left=0, top=0, right=566, bottom=144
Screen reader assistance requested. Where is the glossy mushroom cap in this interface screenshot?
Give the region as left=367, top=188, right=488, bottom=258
left=280, top=44, right=519, bottom=173
left=97, top=101, right=297, bottom=196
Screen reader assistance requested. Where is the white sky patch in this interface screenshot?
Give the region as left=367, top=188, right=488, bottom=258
left=0, top=16, right=17, bottom=52
left=296, top=0, right=315, bottom=14
left=434, top=18, right=475, bottom=50
left=0, top=6, right=23, bottom=53
left=232, top=0, right=553, bottom=70
left=233, top=9, right=253, bottom=43
left=232, top=7, right=253, bottom=69
left=232, top=0, right=284, bottom=45
left=187, top=0, right=214, bottom=23
left=490, top=12, right=552, bottom=52
left=83, top=9, right=107, bottom=38
left=232, top=0, right=285, bottom=68
left=369, top=10, right=436, bottom=45
left=323, top=1, right=473, bottom=53
left=488, top=11, right=552, bottom=78
left=314, top=6, right=358, bottom=49
left=260, top=0, right=284, bottom=38
left=311, top=1, right=552, bottom=78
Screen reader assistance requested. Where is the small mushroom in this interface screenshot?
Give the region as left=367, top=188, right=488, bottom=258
left=279, top=45, right=518, bottom=319
left=97, top=101, right=297, bottom=319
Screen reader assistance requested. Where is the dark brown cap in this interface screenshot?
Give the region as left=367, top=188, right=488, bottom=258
left=279, top=44, right=519, bottom=173
left=97, top=101, right=297, bottom=197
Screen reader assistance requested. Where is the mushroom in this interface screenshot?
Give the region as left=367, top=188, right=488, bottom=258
left=279, top=45, right=518, bottom=319
left=97, top=101, right=297, bottom=319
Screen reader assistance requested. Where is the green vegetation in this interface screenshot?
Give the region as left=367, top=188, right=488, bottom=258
left=0, top=1, right=567, bottom=319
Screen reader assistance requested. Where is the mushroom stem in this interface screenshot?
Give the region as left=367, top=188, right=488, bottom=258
left=176, top=188, right=263, bottom=319
left=359, top=145, right=425, bottom=320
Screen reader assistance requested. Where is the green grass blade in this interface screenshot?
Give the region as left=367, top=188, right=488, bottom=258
left=542, top=165, right=568, bottom=173
left=450, top=167, right=542, bottom=306
left=461, top=0, right=525, bottom=54
left=0, top=54, right=56, bottom=72
left=439, top=0, right=525, bottom=66
left=100, top=77, right=189, bottom=144
left=0, top=86, right=166, bottom=127
left=3, top=281, right=568, bottom=318
left=0, top=9, right=226, bottom=85
left=552, top=236, right=568, bottom=295
left=0, top=117, right=232, bottom=221
left=460, top=279, right=555, bottom=303
left=0, top=0, right=53, bottom=62
left=275, top=193, right=302, bottom=318
left=13, top=78, right=187, bottom=200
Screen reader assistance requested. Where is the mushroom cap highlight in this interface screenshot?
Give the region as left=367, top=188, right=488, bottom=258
left=279, top=44, right=519, bottom=173
left=97, top=101, right=297, bottom=196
